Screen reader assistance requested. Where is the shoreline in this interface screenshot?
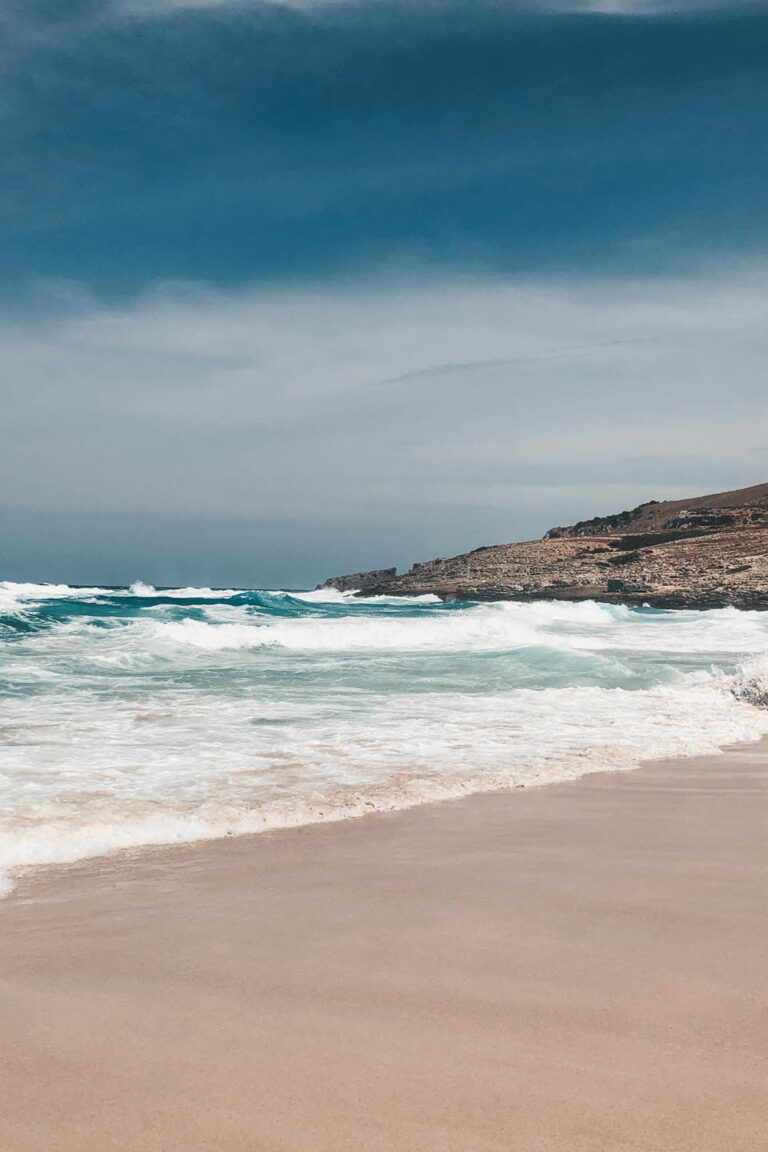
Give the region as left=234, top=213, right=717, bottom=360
left=4, top=727, right=768, bottom=904
left=2, top=739, right=768, bottom=1150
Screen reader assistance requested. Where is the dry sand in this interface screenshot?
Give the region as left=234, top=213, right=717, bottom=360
left=1, top=743, right=767, bottom=1151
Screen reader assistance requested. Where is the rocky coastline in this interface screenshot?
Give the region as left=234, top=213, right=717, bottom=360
left=319, top=483, right=768, bottom=609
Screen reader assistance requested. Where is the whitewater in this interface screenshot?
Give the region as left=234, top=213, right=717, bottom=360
left=1, top=579, right=768, bottom=896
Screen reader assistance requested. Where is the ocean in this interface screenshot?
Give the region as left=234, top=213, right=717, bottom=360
left=1, top=580, right=767, bottom=896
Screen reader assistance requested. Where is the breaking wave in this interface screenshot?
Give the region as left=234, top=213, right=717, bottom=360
left=0, top=582, right=766, bottom=896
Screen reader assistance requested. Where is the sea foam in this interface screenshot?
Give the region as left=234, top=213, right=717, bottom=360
left=0, top=584, right=766, bottom=896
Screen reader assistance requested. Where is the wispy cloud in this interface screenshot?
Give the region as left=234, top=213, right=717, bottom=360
left=3, top=267, right=767, bottom=533
left=116, top=0, right=768, bottom=14
left=542, top=0, right=768, bottom=11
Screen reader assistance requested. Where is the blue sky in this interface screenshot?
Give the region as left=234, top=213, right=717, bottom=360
left=2, top=0, right=768, bottom=585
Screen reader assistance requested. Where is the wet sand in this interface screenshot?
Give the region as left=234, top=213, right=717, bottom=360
left=1, top=743, right=767, bottom=1151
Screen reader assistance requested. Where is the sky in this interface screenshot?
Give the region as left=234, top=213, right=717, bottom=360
left=2, top=0, right=768, bottom=587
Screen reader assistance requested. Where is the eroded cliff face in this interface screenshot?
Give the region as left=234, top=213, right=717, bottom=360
left=320, top=484, right=768, bottom=608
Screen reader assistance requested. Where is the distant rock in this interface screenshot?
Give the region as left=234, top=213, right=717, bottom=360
left=334, top=483, right=768, bottom=609
left=318, top=567, right=397, bottom=593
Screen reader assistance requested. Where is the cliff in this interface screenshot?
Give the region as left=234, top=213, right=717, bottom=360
left=319, top=484, right=768, bottom=609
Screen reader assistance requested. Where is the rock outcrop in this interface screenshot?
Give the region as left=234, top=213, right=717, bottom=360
left=318, top=567, right=397, bottom=593
left=326, top=484, right=768, bottom=609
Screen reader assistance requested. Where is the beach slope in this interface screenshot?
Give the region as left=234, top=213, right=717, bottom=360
left=1, top=743, right=767, bottom=1151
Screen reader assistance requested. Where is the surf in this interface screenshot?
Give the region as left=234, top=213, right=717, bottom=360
left=0, top=582, right=766, bottom=896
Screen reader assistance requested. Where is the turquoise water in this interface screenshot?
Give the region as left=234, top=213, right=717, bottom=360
left=1, top=581, right=767, bottom=894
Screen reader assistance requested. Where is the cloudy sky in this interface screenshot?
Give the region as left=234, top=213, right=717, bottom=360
left=2, top=0, right=767, bottom=586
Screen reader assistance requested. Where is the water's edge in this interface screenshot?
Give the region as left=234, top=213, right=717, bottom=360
left=6, top=731, right=768, bottom=905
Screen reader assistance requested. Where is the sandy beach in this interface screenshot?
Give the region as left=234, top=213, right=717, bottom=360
left=2, top=743, right=767, bottom=1152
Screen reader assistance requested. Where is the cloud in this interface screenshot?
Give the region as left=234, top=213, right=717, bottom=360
left=119, top=0, right=354, bottom=11
left=2, top=0, right=768, bottom=300
left=109, top=0, right=768, bottom=15
left=2, top=264, right=768, bottom=582
left=542, top=0, right=768, bottom=11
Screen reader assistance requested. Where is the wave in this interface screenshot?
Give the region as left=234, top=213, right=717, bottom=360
left=1, top=585, right=767, bottom=898
left=130, top=583, right=440, bottom=604
left=727, top=654, right=768, bottom=707
left=0, top=581, right=107, bottom=599
left=128, top=581, right=244, bottom=599
left=134, top=599, right=768, bottom=657
left=1, top=664, right=767, bottom=897
left=8, top=596, right=767, bottom=663
left=145, top=608, right=547, bottom=653
left=287, top=587, right=443, bottom=605
left=0, top=580, right=248, bottom=616
left=0, top=580, right=108, bottom=616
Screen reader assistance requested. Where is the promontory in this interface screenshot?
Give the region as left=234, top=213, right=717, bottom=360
left=320, top=482, right=768, bottom=609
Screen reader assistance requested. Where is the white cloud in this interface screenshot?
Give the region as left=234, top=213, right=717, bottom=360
left=117, top=0, right=353, bottom=14
left=2, top=265, right=767, bottom=538
left=532, top=0, right=764, bottom=12
left=114, top=0, right=762, bottom=17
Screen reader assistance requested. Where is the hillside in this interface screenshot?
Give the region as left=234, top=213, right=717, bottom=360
left=545, top=481, right=768, bottom=539
left=320, top=484, right=768, bottom=609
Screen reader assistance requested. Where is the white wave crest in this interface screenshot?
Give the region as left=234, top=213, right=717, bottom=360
left=129, top=581, right=242, bottom=598
left=140, top=599, right=768, bottom=657
left=0, top=581, right=110, bottom=616
left=286, top=588, right=442, bottom=604
left=147, top=607, right=547, bottom=652
left=728, top=655, right=768, bottom=707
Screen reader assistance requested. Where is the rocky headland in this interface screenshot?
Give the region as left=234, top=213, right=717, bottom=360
left=319, top=483, right=768, bottom=609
